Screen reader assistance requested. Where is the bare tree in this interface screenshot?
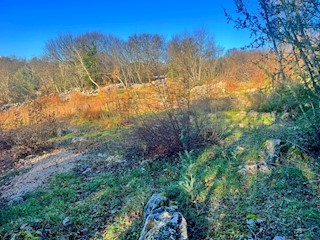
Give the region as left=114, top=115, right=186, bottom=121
left=8, top=66, right=39, bottom=103
left=126, top=33, right=167, bottom=83
left=152, top=29, right=221, bottom=150
left=0, top=57, right=25, bottom=104
left=226, top=0, right=320, bottom=90
left=45, top=33, right=104, bottom=90
left=29, top=58, right=64, bottom=94
left=168, top=29, right=220, bottom=85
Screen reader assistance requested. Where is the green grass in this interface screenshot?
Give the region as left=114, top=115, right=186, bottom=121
left=1, top=99, right=319, bottom=239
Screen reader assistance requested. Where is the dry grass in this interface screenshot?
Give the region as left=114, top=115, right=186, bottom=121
left=0, top=50, right=277, bottom=132
left=0, top=73, right=269, bottom=168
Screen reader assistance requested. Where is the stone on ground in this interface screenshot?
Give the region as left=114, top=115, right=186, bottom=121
left=139, top=193, right=188, bottom=240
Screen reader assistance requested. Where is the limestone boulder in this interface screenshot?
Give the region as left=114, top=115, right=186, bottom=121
left=139, top=193, right=188, bottom=240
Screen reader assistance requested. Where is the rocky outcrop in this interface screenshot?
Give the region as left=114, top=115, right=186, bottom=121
left=262, top=139, right=282, bottom=167
left=139, top=193, right=188, bottom=240
left=238, top=139, right=283, bottom=175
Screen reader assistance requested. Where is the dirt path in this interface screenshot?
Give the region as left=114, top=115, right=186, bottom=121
left=0, top=149, right=84, bottom=201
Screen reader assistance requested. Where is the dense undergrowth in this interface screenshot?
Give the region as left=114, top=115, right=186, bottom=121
left=0, top=82, right=319, bottom=239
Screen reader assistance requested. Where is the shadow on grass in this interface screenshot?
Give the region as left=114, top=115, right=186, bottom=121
left=174, top=112, right=320, bottom=239
left=1, top=101, right=319, bottom=239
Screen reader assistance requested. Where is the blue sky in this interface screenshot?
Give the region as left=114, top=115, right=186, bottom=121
left=0, top=0, right=254, bottom=58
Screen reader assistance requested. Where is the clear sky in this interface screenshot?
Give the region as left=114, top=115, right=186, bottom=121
left=0, top=0, right=254, bottom=59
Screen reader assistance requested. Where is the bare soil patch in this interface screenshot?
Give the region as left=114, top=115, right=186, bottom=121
left=0, top=149, right=83, bottom=200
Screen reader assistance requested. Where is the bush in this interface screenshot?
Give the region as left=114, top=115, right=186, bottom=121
left=294, top=103, right=320, bottom=155
left=0, top=128, right=13, bottom=151
left=133, top=115, right=183, bottom=156
left=0, top=101, right=60, bottom=174
left=130, top=110, right=223, bottom=157
left=250, top=83, right=318, bottom=114
left=251, top=83, right=320, bottom=156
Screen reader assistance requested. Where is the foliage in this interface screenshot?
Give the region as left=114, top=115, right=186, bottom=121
left=226, top=0, right=320, bottom=90
left=250, top=82, right=320, bottom=155
left=179, top=150, right=198, bottom=203
left=250, top=83, right=316, bottom=113
left=168, top=29, right=221, bottom=84
left=215, top=49, right=270, bottom=89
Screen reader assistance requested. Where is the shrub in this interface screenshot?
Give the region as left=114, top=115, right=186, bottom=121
left=0, top=101, right=60, bottom=174
left=131, top=110, right=223, bottom=157
left=0, top=127, right=13, bottom=151
left=293, top=102, right=320, bottom=155
left=133, top=115, right=183, bottom=156
left=250, top=83, right=318, bottom=114
left=251, top=83, right=320, bottom=156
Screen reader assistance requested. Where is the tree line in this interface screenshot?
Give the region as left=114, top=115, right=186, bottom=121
left=0, top=29, right=228, bottom=104
left=2, top=0, right=317, bottom=105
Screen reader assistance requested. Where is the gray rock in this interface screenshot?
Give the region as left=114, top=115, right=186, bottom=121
left=71, top=137, right=87, bottom=143
left=143, top=193, right=168, bottom=221
left=106, top=155, right=125, bottom=164
left=66, top=127, right=77, bottom=133
left=238, top=160, right=272, bottom=175
left=239, top=139, right=284, bottom=175
left=63, top=217, right=72, bottom=227
left=238, top=139, right=284, bottom=175
left=17, top=159, right=25, bottom=166
left=139, top=193, right=188, bottom=240
left=237, top=168, right=248, bottom=175
left=257, top=161, right=271, bottom=173
left=274, top=236, right=286, bottom=240
left=97, top=153, right=108, bottom=158
left=8, top=196, right=24, bottom=205
left=25, top=155, right=35, bottom=160
left=82, top=168, right=92, bottom=175
left=237, top=162, right=258, bottom=175
left=280, top=112, right=290, bottom=121
left=76, top=155, right=88, bottom=161
left=262, top=139, right=282, bottom=167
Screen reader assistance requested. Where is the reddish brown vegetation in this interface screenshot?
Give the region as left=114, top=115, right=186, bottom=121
left=214, top=50, right=273, bottom=94
left=0, top=50, right=273, bottom=169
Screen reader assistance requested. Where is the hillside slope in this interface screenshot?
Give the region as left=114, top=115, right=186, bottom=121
left=0, top=86, right=319, bottom=239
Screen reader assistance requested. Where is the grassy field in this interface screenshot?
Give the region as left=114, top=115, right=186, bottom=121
left=1, top=96, right=319, bottom=239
